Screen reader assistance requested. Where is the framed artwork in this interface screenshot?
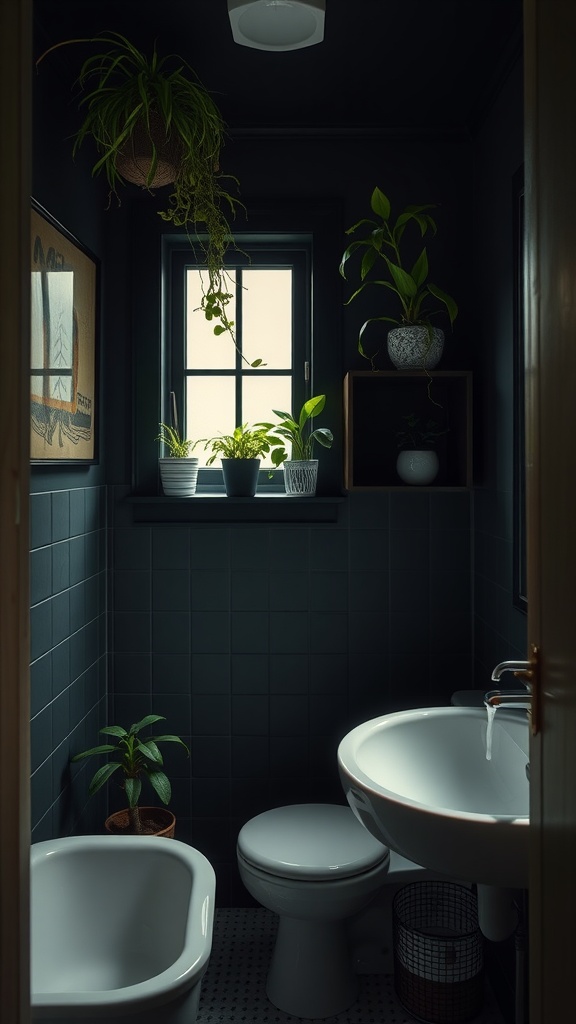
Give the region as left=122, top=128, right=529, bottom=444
left=30, top=201, right=99, bottom=463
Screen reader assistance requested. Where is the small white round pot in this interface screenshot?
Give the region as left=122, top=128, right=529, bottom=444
left=396, top=449, right=439, bottom=486
left=283, top=460, right=318, bottom=497
left=387, top=326, right=444, bottom=370
left=158, top=457, right=199, bottom=496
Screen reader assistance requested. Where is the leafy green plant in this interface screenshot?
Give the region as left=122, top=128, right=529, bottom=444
left=204, top=423, right=283, bottom=463
left=71, top=714, right=189, bottom=834
left=263, top=395, right=334, bottom=466
left=395, top=413, right=448, bottom=450
left=339, top=186, right=458, bottom=368
left=156, top=423, right=199, bottom=458
left=36, top=32, right=258, bottom=363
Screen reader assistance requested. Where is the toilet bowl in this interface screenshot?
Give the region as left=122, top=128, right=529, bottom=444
left=237, top=802, right=391, bottom=1019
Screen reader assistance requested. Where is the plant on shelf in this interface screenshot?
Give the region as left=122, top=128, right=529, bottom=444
left=35, top=32, right=261, bottom=364
left=71, top=714, right=189, bottom=836
left=156, top=422, right=201, bottom=496
left=156, top=422, right=199, bottom=458
left=262, top=395, right=334, bottom=496
left=339, top=185, right=458, bottom=371
left=394, top=413, right=449, bottom=450
left=204, top=423, right=282, bottom=464
left=204, top=423, right=283, bottom=497
left=394, top=413, right=448, bottom=486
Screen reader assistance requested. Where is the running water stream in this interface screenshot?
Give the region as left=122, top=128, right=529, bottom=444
left=485, top=704, right=497, bottom=761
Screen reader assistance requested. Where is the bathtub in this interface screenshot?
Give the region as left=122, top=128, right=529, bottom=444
left=31, top=834, right=215, bottom=1024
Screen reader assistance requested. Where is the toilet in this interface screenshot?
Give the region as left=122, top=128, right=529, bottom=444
left=236, top=802, right=392, bottom=1019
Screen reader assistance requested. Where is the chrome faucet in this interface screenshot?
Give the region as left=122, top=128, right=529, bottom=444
left=483, top=689, right=532, bottom=710
left=484, top=659, right=533, bottom=711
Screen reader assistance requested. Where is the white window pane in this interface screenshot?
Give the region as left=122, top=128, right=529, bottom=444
left=186, top=377, right=236, bottom=466
left=242, top=269, right=292, bottom=369
left=186, top=269, right=235, bottom=370
left=243, top=376, right=293, bottom=467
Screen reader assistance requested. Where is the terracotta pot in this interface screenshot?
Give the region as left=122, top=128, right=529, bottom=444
left=104, top=806, right=176, bottom=838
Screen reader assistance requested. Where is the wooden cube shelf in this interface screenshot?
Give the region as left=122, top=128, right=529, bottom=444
left=344, top=370, right=473, bottom=490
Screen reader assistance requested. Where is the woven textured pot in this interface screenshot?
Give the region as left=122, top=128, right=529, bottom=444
left=116, top=111, right=182, bottom=188
left=283, top=460, right=318, bottom=497
left=104, top=806, right=176, bottom=838
left=387, top=326, right=444, bottom=370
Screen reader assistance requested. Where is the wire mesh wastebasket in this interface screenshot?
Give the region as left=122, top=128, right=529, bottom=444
left=393, top=882, right=484, bottom=1024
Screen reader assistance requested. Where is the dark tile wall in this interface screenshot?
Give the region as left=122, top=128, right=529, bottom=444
left=471, top=56, right=527, bottom=680
left=109, top=486, right=471, bottom=904
left=29, top=484, right=108, bottom=840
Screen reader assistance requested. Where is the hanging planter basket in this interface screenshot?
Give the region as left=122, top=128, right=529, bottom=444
left=116, top=111, right=183, bottom=188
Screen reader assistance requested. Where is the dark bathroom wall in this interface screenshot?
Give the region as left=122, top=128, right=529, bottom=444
left=471, top=56, right=527, bottom=682
left=104, top=129, right=475, bottom=905
left=29, top=23, right=109, bottom=838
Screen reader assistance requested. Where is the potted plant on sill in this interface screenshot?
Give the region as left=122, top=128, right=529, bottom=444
left=264, top=395, right=334, bottom=497
left=394, top=412, right=448, bottom=486
left=36, top=32, right=254, bottom=363
left=71, top=714, right=189, bottom=837
left=339, top=186, right=458, bottom=371
left=204, top=423, right=283, bottom=496
left=156, top=422, right=201, bottom=496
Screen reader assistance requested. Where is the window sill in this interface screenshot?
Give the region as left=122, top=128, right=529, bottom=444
left=125, top=494, right=346, bottom=523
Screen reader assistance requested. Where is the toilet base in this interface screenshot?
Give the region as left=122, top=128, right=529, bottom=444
left=266, top=915, right=357, bottom=1019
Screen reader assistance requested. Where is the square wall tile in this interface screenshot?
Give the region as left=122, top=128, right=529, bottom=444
left=231, top=736, right=269, bottom=777
left=30, top=492, right=52, bottom=549
left=192, top=612, right=230, bottom=654
left=231, top=571, right=269, bottom=611
left=269, top=572, right=309, bottom=611
left=30, top=547, right=52, bottom=605
left=270, top=695, right=308, bottom=736
left=114, top=570, right=151, bottom=612
left=152, top=653, right=190, bottom=694
left=269, top=611, right=308, bottom=654
left=310, top=572, right=347, bottom=611
left=189, top=528, right=230, bottom=570
left=191, top=654, right=231, bottom=693
left=152, top=611, right=190, bottom=654
left=193, top=694, right=231, bottom=735
left=231, top=695, right=269, bottom=735
left=152, top=526, right=191, bottom=569
left=309, top=612, right=348, bottom=654
left=390, top=492, right=430, bottom=529
left=231, top=654, right=268, bottom=694
left=269, top=654, right=309, bottom=694
left=309, top=529, right=348, bottom=570
left=152, top=570, right=190, bottom=611
left=191, top=570, right=229, bottom=611
left=268, top=528, right=309, bottom=569
left=231, top=612, right=269, bottom=654
left=113, top=653, right=151, bottom=694
left=349, top=530, right=389, bottom=571
left=114, top=528, right=151, bottom=570
left=349, top=571, right=389, bottom=613
left=51, top=491, right=70, bottom=542
left=309, top=653, right=347, bottom=695
left=230, top=528, right=269, bottom=570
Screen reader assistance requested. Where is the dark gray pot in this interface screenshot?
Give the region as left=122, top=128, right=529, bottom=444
left=221, top=458, right=261, bottom=497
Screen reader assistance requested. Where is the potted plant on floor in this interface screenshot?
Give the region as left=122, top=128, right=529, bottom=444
left=264, top=395, right=334, bottom=496
left=157, top=422, right=201, bottom=496
left=36, top=31, right=249, bottom=361
left=71, top=714, right=190, bottom=837
left=394, top=412, right=448, bottom=485
left=204, top=423, right=283, bottom=496
left=339, top=186, right=458, bottom=371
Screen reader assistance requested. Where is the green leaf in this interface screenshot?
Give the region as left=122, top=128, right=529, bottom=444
left=129, top=714, right=165, bottom=735
left=310, top=427, right=333, bottom=449
left=410, top=248, right=429, bottom=289
left=152, top=735, right=191, bottom=755
left=136, top=739, right=163, bottom=763
left=370, top=186, right=391, bottom=221
left=146, top=769, right=172, bottom=805
left=427, top=282, right=458, bottom=325
left=71, top=743, right=117, bottom=761
left=124, top=776, right=142, bottom=809
left=100, top=725, right=127, bottom=738
left=88, top=761, right=122, bottom=795
left=384, top=258, right=418, bottom=299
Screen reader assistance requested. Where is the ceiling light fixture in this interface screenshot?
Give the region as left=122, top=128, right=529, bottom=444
left=227, top=0, right=325, bottom=52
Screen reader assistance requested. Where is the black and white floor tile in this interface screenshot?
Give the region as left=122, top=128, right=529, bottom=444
left=197, top=909, right=506, bottom=1024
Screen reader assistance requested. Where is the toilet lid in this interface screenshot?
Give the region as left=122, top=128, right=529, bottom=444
left=237, top=803, right=390, bottom=880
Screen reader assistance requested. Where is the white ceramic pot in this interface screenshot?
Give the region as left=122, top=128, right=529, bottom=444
left=387, top=326, right=444, bottom=370
left=396, top=450, right=439, bottom=486
left=158, top=457, right=199, bottom=496
left=283, top=460, right=318, bottom=496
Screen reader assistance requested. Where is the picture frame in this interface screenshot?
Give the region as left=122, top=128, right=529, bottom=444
left=30, top=200, right=99, bottom=463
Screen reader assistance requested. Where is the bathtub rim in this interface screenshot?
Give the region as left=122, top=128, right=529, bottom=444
left=30, top=834, right=215, bottom=1013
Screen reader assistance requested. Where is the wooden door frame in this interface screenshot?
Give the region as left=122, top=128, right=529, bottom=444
left=0, top=1, right=32, bottom=1021
left=524, top=1, right=576, bottom=1021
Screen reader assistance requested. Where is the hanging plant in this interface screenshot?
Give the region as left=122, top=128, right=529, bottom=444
left=36, top=32, right=262, bottom=365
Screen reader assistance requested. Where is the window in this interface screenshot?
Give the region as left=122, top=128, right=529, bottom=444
left=165, top=241, right=310, bottom=484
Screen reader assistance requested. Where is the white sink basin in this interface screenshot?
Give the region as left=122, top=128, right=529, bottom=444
left=338, top=706, right=529, bottom=889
